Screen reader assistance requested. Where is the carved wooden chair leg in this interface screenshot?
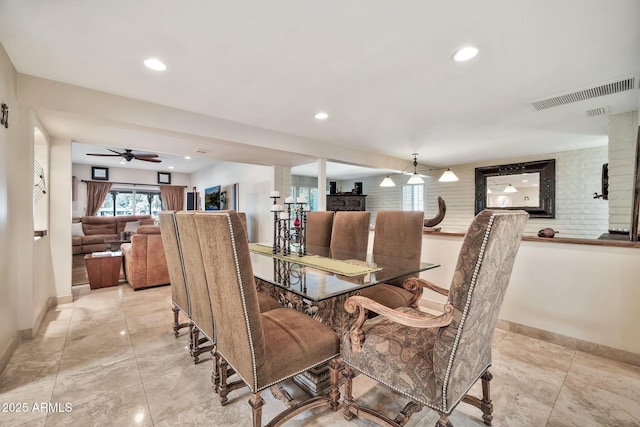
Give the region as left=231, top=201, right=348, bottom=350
left=249, top=393, right=265, bottom=427
left=436, top=413, right=453, bottom=427
left=219, top=357, right=230, bottom=406
left=212, top=352, right=220, bottom=393
left=329, top=358, right=342, bottom=412
left=462, top=368, right=494, bottom=426
left=342, top=366, right=356, bottom=420
left=188, top=321, right=194, bottom=354
left=480, top=370, right=494, bottom=426
left=172, top=305, right=181, bottom=337
left=190, top=325, right=200, bottom=357
left=394, top=401, right=423, bottom=426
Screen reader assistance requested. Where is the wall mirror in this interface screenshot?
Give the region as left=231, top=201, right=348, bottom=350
left=475, top=159, right=556, bottom=218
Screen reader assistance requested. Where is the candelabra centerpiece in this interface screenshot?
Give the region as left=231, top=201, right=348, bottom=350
left=269, top=191, right=308, bottom=256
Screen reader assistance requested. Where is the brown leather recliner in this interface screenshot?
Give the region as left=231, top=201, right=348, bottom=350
left=121, top=225, right=170, bottom=290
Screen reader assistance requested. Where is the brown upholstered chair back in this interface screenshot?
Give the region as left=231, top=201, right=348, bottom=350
left=194, top=211, right=266, bottom=392
left=434, top=210, right=528, bottom=410
left=305, top=211, right=334, bottom=247
left=158, top=211, right=190, bottom=316
left=330, top=211, right=370, bottom=253
left=372, top=211, right=424, bottom=286
left=174, top=212, right=215, bottom=341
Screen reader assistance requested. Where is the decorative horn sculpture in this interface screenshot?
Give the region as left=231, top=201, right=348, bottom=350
left=424, top=196, right=447, bottom=227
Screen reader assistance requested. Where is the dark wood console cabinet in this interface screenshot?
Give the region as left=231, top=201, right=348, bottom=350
left=326, top=194, right=367, bottom=211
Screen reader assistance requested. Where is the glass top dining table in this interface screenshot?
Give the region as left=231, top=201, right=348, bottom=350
left=250, top=243, right=440, bottom=303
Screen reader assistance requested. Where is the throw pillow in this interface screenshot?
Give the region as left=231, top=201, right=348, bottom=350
left=72, top=222, right=85, bottom=237
left=124, top=220, right=141, bottom=233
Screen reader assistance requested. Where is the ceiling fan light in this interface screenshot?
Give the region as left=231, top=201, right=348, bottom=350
left=380, top=176, right=396, bottom=187
left=407, top=173, right=424, bottom=185
left=438, top=168, right=459, bottom=182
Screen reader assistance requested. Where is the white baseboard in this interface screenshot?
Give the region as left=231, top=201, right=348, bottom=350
left=419, top=298, right=640, bottom=368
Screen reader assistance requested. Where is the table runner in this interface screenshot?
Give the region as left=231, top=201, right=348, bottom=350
left=249, top=243, right=382, bottom=277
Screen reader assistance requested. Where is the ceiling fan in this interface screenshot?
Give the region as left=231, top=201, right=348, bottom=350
left=86, top=148, right=162, bottom=163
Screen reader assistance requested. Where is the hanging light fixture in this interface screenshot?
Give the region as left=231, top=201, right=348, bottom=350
left=380, top=176, right=395, bottom=187
left=438, top=168, right=459, bottom=182
left=406, top=153, right=424, bottom=185
left=504, top=184, right=518, bottom=193
left=379, top=153, right=459, bottom=187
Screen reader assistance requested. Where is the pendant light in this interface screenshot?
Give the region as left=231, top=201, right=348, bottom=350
left=406, top=153, right=424, bottom=185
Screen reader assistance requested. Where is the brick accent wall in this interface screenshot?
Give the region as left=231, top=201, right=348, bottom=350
left=608, top=111, right=638, bottom=231
left=341, top=145, right=609, bottom=239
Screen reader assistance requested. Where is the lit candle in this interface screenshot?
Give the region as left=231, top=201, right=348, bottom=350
left=270, top=191, right=280, bottom=198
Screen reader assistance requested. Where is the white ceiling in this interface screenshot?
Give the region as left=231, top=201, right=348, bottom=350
left=1, top=0, right=639, bottom=177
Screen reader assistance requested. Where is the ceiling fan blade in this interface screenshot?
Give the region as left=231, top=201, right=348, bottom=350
left=108, top=149, right=124, bottom=155
left=136, top=157, right=162, bottom=163
left=87, top=153, right=122, bottom=157
left=133, top=154, right=159, bottom=158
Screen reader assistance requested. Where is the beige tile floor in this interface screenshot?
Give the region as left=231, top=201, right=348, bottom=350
left=1, top=284, right=639, bottom=427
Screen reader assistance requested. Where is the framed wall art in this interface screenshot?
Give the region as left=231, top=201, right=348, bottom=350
left=91, top=166, right=109, bottom=181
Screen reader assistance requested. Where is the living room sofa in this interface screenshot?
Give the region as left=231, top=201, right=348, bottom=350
left=120, top=225, right=170, bottom=290
left=72, top=215, right=155, bottom=254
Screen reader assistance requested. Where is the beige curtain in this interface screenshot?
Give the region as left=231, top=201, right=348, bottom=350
left=160, top=185, right=185, bottom=211
left=86, top=181, right=112, bottom=216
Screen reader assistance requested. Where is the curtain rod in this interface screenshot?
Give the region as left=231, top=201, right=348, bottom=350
left=81, top=179, right=187, bottom=188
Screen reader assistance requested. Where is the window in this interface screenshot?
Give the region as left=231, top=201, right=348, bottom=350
left=402, top=185, right=424, bottom=211
left=291, top=186, right=319, bottom=211
left=97, top=190, right=163, bottom=218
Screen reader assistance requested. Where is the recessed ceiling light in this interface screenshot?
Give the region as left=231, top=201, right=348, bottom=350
left=314, top=112, right=329, bottom=120
left=184, top=156, right=191, bottom=160
left=144, top=58, right=167, bottom=71
left=168, top=166, right=174, bottom=169
left=452, top=46, right=479, bottom=62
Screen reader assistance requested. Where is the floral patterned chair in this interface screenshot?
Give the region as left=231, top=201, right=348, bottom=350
left=339, top=210, right=528, bottom=427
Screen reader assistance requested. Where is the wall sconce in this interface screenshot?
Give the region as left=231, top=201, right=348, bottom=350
left=0, top=103, right=9, bottom=129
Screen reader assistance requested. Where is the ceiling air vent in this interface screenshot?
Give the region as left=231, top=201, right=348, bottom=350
left=585, top=107, right=608, bottom=118
left=527, top=76, right=637, bottom=111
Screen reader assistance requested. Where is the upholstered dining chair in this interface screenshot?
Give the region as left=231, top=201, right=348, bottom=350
left=194, top=211, right=341, bottom=426
left=339, top=210, right=529, bottom=427
left=158, top=211, right=190, bottom=340
left=305, top=211, right=334, bottom=247
left=175, top=211, right=282, bottom=365
left=358, top=210, right=424, bottom=308
left=330, top=211, right=371, bottom=254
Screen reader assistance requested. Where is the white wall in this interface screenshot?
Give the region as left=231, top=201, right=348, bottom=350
left=0, top=42, right=20, bottom=369
left=72, top=164, right=191, bottom=217
left=191, top=162, right=273, bottom=242
left=418, top=233, right=640, bottom=355
left=50, top=138, right=73, bottom=300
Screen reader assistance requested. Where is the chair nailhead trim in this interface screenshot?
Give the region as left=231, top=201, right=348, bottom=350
left=441, top=214, right=495, bottom=411
left=224, top=213, right=260, bottom=392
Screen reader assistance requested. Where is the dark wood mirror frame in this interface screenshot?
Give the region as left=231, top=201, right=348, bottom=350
left=475, top=159, right=556, bottom=218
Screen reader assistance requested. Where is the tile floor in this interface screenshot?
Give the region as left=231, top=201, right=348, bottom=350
left=1, top=284, right=639, bottom=427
